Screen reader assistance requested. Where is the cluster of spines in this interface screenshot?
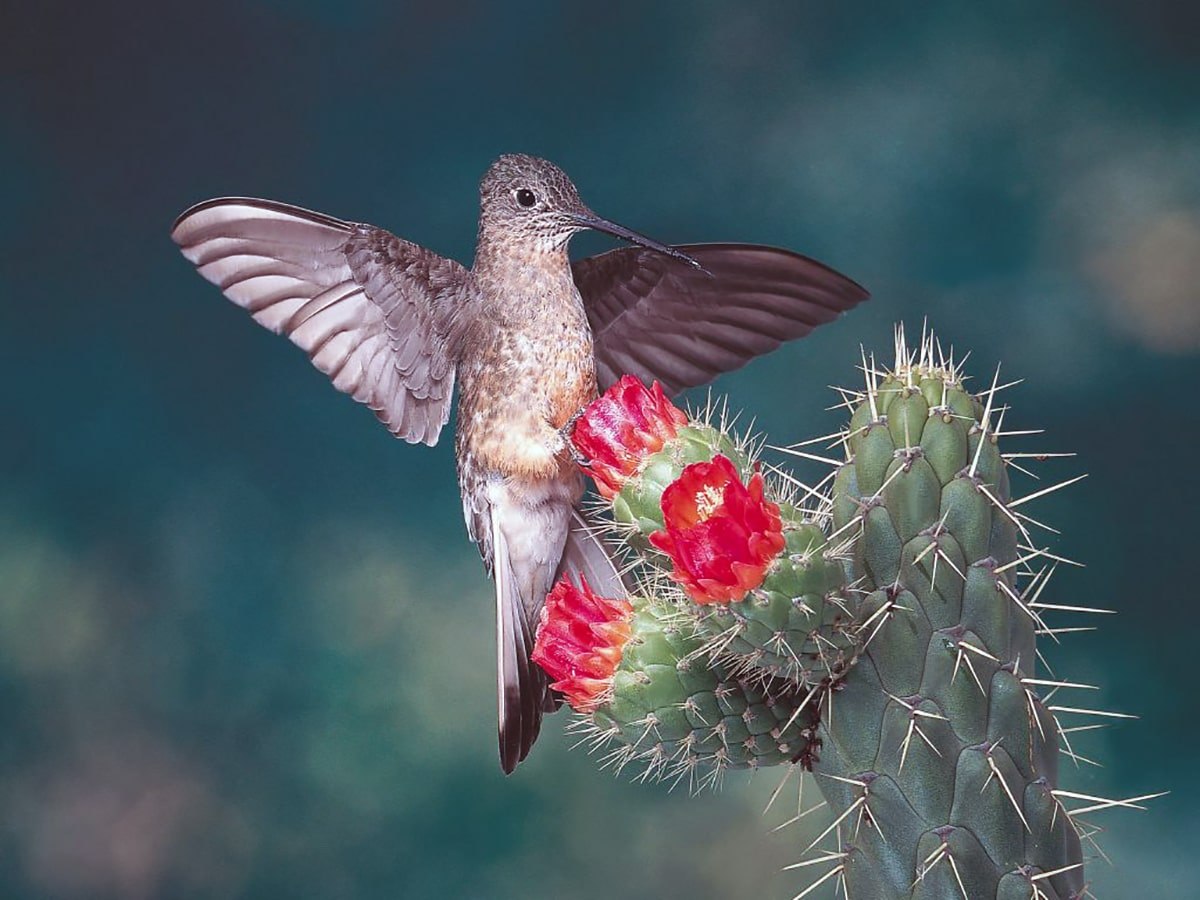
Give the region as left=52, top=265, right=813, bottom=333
left=689, top=526, right=857, bottom=688
left=568, top=596, right=822, bottom=794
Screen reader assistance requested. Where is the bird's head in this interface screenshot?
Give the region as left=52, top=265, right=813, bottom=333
left=477, top=154, right=699, bottom=267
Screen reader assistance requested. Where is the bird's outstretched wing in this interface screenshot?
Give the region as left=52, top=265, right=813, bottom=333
left=572, top=243, right=869, bottom=396
left=172, top=198, right=473, bottom=445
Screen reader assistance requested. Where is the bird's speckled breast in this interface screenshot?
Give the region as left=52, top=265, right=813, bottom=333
left=456, top=263, right=597, bottom=480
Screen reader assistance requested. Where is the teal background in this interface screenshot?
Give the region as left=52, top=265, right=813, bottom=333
left=3, top=2, right=1197, bottom=897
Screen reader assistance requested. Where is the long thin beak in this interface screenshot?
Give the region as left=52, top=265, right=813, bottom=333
left=572, top=211, right=704, bottom=270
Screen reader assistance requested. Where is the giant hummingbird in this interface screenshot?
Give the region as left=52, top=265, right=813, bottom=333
left=171, top=154, right=868, bottom=773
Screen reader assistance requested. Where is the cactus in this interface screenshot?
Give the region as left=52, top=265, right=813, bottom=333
left=535, top=328, right=1157, bottom=899
left=803, top=332, right=1097, bottom=899
left=535, top=580, right=821, bottom=788
left=574, top=377, right=857, bottom=695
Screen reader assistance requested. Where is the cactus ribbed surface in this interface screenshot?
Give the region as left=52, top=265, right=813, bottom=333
left=692, top=518, right=853, bottom=687
left=809, top=339, right=1086, bottom=899
left=582, top=596, right=821, bottom=786
left=609, top=423, right=746, bottom=538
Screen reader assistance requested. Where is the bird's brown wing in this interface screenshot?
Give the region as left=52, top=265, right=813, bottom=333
left=172, top=198, right=474, bottom=446
left=573, top=243, right=869, bottom=396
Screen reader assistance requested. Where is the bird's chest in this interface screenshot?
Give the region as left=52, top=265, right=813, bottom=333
left=457, top=281, right=598, bottom=480
left=509, top=318, right=594, bottom=419
left=470, top=307, right=595, bottom=425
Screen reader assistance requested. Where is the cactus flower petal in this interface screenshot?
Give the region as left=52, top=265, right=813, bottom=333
left=649, top=454, right=785, bottom=604
left=570, top=375, right=688, bottom=498
left=531, top=575, right=634, bottom=711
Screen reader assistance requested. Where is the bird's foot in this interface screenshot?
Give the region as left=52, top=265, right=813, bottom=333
left=560, top=409, right=589, bottom=467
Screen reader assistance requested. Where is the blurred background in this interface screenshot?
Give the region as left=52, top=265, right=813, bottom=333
left=3, top=1, right=1197, bottom=897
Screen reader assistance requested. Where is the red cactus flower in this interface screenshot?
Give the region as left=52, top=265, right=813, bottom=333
left=571, top=375, right=688, bottom=499
left=649, top=454, right=786, bottom=604
left=531, top=575, right=634, bottom=712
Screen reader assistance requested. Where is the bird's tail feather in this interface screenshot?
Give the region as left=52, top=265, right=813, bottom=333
left=493, top=504, right=627, bottom=770
left=491, top=506, right=546, bottom=774
left=556, top=507, right=629, bottom=600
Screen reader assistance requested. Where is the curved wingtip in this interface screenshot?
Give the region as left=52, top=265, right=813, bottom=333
left=170, top=196, right=266, bottom=244
left=689, top=242, right=870, bottom=309
left=170, top=196, right=353, bottom=248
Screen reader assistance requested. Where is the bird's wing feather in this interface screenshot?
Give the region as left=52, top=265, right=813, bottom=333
left=573, top=243, right=869, bottom=395
left=172, top=198, right=473, bottom=445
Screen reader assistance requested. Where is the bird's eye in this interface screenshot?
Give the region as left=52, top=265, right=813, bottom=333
left=515, top=188, right=537, bottom=208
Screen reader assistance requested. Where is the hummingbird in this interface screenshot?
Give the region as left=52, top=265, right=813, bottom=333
left=171, top=154, right=868, bottom=773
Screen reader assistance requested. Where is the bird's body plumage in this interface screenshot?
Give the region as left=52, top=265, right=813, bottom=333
left=171, top=154, right=868, bottom=773
left=458, top=239, right=600, bottom=767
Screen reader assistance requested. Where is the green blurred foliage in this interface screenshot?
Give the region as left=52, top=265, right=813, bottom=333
left=2, top=1, right=1197, bottom=897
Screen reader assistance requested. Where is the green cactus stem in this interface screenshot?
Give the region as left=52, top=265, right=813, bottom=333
left=801, top=329, right=1093, bottom=899
left=687, top=514, right=856, bottom=688
left=609, top=422, right=748, bottom=538
left=574, top=595, right=822, bottom=789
